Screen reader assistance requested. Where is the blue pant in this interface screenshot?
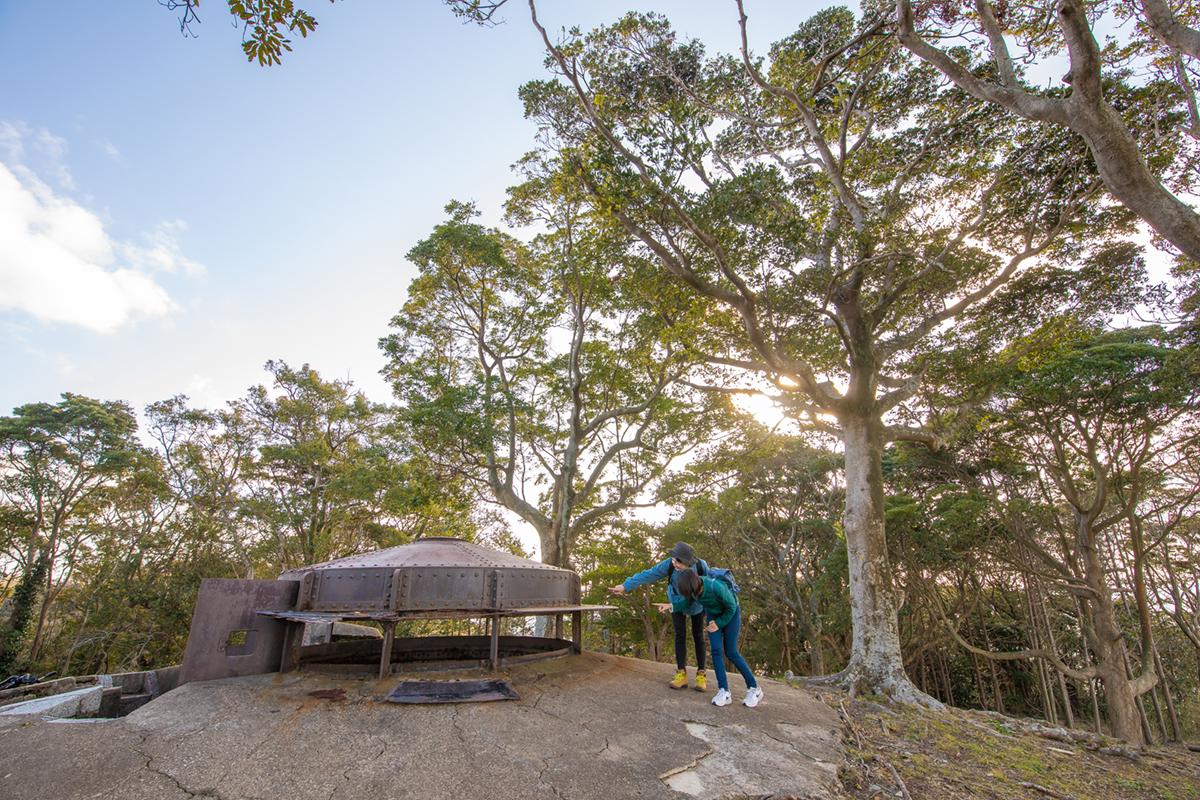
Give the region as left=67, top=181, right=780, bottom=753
left=708, top=608, right=757, bottom=691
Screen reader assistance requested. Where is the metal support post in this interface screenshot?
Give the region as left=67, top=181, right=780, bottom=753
left=489, top=615, right=501, bottom=670
left=379, top=621, right=396, bottom=680
left=279, top=621, right=303, bottom=673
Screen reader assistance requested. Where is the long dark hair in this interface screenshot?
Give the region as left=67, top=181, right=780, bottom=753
left=673, top=567, right=702, bottom=599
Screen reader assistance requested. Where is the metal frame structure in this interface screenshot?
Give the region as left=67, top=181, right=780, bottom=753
left=181, top=539, right=612, bottom=683
left=270, top=538, right=612, bottom=678
left=258, top=605, right=597, bottom=678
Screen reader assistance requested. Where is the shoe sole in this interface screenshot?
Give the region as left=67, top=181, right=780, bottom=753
left=669, top=684, right=688, bottom=690
left=711, top=698, right=731, bottom=706
left=692, top=685, right=705, bottom=692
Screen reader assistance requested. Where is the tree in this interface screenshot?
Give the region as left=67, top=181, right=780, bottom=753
left=575, top=521, right=674, bottom=660
left=162, top=0, right=513, bottom=64
left=383, top=200, right=717, bottom=566
left=0, top=556, right=47, bottom=675
left=660, top=426, right=848, bottom=675
left=163, top=0, right=330, bottom=65
left=145, top=396, right=259, bottom=578
left=238, top=360, right=448, bottom=569
left=896, top=0, right=1200, bottom=262
left=0, top=395, right=142, bottom=663
left=514, top=0, right=1135, bottom=702
left=972, top=327, right=1198, bottom=743
left=43, top=449, right=211, bottom=675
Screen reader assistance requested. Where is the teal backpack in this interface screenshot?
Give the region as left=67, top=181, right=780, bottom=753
left=707, top=566, right=740, bottom=594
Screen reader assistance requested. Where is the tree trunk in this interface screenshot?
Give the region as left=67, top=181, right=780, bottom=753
left=937, top=650, right=955, bottom=706
left=979, top=613, right=1006, bottom=713
left=1066, top=93, right=1200, bottom=263
left=1032, top=572, right=1075, bottom=727
left=1070, top=594, right=1103, bottom=733
left=1023, top=568, right=1056, bottom=724
left=809, top=593, right=826, bottom=676
left=1078, top=520, right=1145, bottom=744
left=27, top=555, right=56, bottom=664
left=971, top=651, right=987, bottom=709
left=839, top=414, right=937, bottom=705
left=782, top=617, right=792, bottom=674
left=1152, top=644, right=1181, bottom=741
left=537, top=518, right=569, bottom=568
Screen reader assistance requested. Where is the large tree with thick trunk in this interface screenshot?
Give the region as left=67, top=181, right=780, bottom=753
left=896, top=0, right=1200, bottom=262
left=516, top=0, right=1137, bottom=702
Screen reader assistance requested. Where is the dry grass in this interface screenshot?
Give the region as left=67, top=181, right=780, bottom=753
left=823, top=694, right=1200, bottom=800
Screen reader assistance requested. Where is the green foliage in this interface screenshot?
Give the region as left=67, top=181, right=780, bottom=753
left=0, top=556, right=47, bottom=676
left=0, top=362, right=487, bottom=674
left=576, top=522, right=671, bottom=660
left=382, top=196, right=722, bottom=565
left=638, top=425, right=849, bottom=675
left=165, top=0, right=334, bottom=66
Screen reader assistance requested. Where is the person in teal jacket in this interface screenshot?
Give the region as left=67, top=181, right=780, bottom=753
left=608, top=542, right=709, bottom=691
left=672, top=567, right=763, bottom=708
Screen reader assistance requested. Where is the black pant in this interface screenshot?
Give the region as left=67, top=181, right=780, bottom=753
left=672, top=611, right=706, bottom=671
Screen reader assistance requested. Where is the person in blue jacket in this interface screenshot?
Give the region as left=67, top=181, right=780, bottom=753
left=608, top=542, right=709, bottom=691
left=672, top=567, right=763, bottom=708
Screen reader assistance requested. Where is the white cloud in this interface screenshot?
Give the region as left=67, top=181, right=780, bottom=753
left=100, top=139, right=122, bottom=163
left=0, top=122, right=75, bottom=190
left=0, top=123, right=23, bottom=162
left=0, top=128, right=204, bottom=333
left=123, top=220, right=206, bottom=277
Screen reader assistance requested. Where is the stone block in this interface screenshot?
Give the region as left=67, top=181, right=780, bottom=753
left=0, top=685, right=103, bottom=718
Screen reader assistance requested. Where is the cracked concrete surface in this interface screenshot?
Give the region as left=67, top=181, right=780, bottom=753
left=0, top=652, right=842, bottom=800
left=659, top=719, right=841, bottom=798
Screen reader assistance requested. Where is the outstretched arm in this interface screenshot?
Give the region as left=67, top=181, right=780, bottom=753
left=616, top=559, right=672, bottom=593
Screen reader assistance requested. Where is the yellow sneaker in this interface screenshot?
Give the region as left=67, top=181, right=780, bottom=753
left=669, top=669, right=688, bottom=689
left=694, top=671, right=707, bottom=692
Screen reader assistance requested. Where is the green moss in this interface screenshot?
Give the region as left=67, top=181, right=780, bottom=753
left=836, top=692, right=1200, bottom=800
left=1012, top=754, right=1050, bottom=777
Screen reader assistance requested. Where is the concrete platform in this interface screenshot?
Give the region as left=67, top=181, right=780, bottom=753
left=0, top=652, right=843, bottom=800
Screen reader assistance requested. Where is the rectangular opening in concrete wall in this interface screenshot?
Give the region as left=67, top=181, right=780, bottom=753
left=224, top=629, right=255, bottom=656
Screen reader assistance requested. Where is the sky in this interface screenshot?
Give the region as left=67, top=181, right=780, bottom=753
left=0, top=0, right=828, bottom=418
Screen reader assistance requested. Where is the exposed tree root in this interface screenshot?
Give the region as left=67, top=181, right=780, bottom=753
left=799, top=662, right=945, bottom=711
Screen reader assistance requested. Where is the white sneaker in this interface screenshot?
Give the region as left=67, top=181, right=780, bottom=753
left=743, top=686, right=764, bottom=708
left=711, top=688, right=732, bottom=706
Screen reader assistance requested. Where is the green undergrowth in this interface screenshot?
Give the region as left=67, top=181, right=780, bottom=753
left=828, top=695, right=1200, bottom=800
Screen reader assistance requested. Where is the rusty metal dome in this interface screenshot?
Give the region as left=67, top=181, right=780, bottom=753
left=181, top=538, right=610, bottom=685
left=278, top=537, right=581, bottom=615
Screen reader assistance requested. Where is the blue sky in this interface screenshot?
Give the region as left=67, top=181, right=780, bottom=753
left=0, top=0, right=825, bottom=415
